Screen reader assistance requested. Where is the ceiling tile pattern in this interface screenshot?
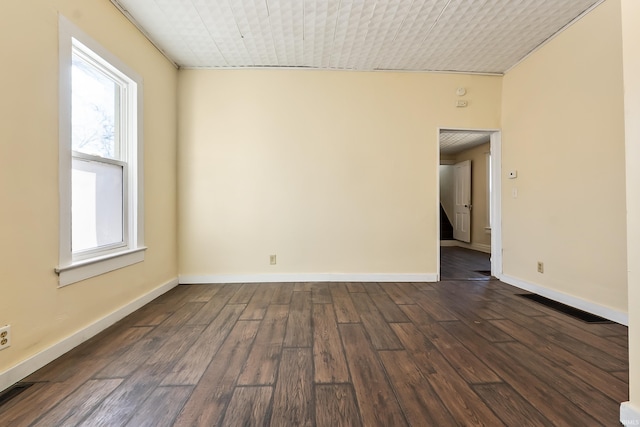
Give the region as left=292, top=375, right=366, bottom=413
left=112, top=0, right=602, bottom=73
left=440, top=131, right=491, bottom=155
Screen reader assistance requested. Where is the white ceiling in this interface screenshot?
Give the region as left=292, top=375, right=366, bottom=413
left=440, top=131, right=491, bottom=155
left=111, top=0, right=603, bottom=74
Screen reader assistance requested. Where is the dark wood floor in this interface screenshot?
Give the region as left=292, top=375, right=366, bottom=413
left=441, top=246, right=492, bottom=280
left=0, top=276, right=628, bottom=425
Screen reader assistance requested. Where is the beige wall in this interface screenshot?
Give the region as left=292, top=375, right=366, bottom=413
left=501, top=0, right=627, bottom=312
left=178, top=70, right=501, bottom=277
left=622, top=0, right=640, bottom=411
left=455, top=142, right=491, bottom=248
left=0, top=0, right=178, bottom=376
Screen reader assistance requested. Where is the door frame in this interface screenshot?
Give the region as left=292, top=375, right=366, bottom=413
left=436, top=127, right=503, bottom=281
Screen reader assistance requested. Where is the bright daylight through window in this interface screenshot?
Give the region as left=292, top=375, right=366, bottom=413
left=57, top=16, right=145, bottom=286
left=71, top=47, right=125, bottom=253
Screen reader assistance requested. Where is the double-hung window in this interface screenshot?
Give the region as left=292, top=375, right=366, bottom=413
left=57, top=16, right=145, bottom=286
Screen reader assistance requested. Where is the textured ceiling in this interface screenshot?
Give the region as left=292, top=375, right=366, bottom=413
left=111, top=0, right=603, bottom=73
left=440, top=131, right=491, bottom=155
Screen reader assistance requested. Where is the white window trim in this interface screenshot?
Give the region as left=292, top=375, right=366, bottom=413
left=57, top=15, right=145, bottom=287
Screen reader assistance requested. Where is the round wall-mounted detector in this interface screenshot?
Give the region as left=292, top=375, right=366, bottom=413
left=456, top=87, right=467, bottom=96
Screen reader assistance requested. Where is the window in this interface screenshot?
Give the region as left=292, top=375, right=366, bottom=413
left=57, top=16, right=145, bottom=286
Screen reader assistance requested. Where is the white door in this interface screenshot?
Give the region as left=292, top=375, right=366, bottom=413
left=453, top=160, right=471, bottom=242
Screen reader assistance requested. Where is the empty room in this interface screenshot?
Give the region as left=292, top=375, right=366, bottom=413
left=1, top=0, right=639, bottom=425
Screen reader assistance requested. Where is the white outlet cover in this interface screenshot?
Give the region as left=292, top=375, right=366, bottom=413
left=0, top=325, right=11, bottom=350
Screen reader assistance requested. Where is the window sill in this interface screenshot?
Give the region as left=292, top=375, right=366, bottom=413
left=56, top=247, right=147, bottom=287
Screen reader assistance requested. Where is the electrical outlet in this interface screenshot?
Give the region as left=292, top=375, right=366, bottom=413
left=537, top=262, right=544, bottom=273
left=0, top=325, right=11, bottom=350
left=270, top=254, right=277, bottom=265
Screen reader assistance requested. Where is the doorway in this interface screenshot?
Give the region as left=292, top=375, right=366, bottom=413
left=437, top=128, right=502, bottom=280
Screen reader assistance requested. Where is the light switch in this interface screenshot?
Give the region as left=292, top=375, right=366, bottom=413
left=512, top=188, right=518, bottom=198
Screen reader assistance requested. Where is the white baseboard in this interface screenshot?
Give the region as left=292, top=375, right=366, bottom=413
left=179, top=273, right=438, bottom=284
left=0, top=277, right=179, bottom=393
left=500, top=274, right=628, bottom=325
left=440, top=240, right=491, bottom=254
left=621, top=402, right=640, bottom=425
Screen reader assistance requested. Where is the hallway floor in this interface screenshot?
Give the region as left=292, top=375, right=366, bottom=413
left=440, top=245, right=492, bottom=280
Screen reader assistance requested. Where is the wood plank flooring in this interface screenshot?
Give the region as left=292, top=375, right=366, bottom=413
left=1, top=277, right=628, bottom=426
left=441, top=246, right=492, bottom=280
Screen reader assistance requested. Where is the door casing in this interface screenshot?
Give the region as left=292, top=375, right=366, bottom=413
left=437, top=128, right=503, bottom=281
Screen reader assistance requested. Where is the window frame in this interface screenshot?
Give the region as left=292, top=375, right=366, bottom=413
left=57, top=15, right=145, bottom=287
